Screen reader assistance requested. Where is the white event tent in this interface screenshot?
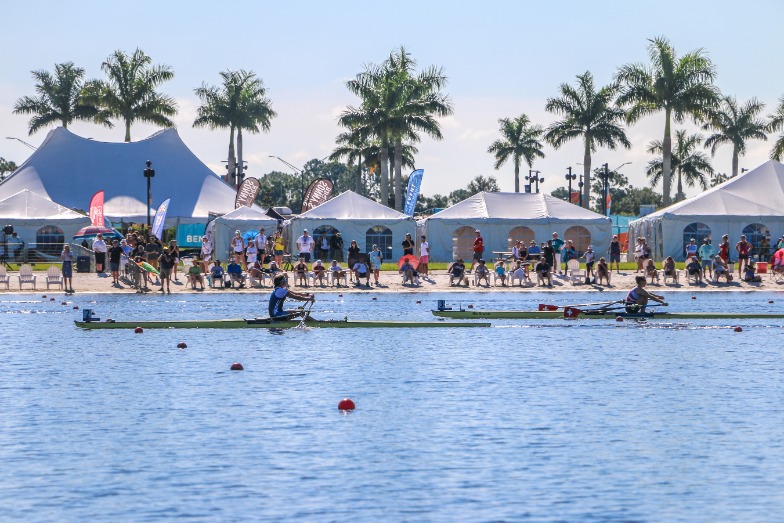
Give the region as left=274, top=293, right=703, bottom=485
left=0, top=189, right=91, bottom=254
left=0, top=127, right=239, bottom=226
left=628, top=160, right=784, bottom=261
left=420, top=192, right=612, bottom=262
left=209, top=206, right=278, bottom=262
left=288, top=191, right=416, bottom=260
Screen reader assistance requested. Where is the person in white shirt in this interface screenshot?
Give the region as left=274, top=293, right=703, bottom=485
left=254, top=228, right=267, bottom=261
left=231, top=230, right=246, bottom=269
left=201, top=235, right=212, bottom=262
left=418, top=235, right=430, bottom=277
left=296, top=229, right=314, bottom=262
left=92, top=234, right=108, bottom=273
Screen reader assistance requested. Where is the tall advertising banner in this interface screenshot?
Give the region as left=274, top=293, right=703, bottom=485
left=403, top=169, right=424, bottom=216
left=88, top=190, right=104, bottom=226
left=301, top=178, right=334, bottom=213
left=151, top=198, right=171, bottom=239
left=235, top=177, right=260, bottom=209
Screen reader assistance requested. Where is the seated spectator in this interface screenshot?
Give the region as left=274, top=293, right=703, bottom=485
left=329, top=260, right=347, bottom=286
left=209, top=259, right=225, bottom=287
left=645, top=259, right=660, bottom=284
left=527, top=240, right=541, bottom=257
left=494, top=260, right=507, bottom=286
left=353, top=259, right=371, bottom=286
left=448, top=258, right=468, bottom=287
left=293, top=257, right=309, bottom=286
left=712, top=254, right=732, bottom=283
left=187, top=259, right=204, bottom=289
left=267, top=260, right=282, bottom=276
left=596, top=257, right=611, bottom=286
left=312, top=259, right=327, bottom=285
left=226, top=256, right=246, bottom=288
left=511, top=260, right=530, bottom=285
left=535, top=258, right=552, bottom=286
left=743, top=260, right=762, bottom=282
left=686, top=257, right=703, bottom=283
left=399, top=258, right=417, bottom=285
left=248, top=260, right=264, bottom=279
left=662, top=256, right=679, bottom=283
left=474, top=259, right=490, bottom=286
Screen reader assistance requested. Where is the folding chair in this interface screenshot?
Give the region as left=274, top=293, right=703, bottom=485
left=46, top=266, right=64, bottom=290
left=0, top=266, right=10, bottom=290
left=567, top=259, right=586, bottom=285
left=18, top=264, right=37, bottom=289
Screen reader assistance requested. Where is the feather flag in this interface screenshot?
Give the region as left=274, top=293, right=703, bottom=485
left=151, top=198, right=171, bottom=239
left=88, top=190, right=104, bottom=226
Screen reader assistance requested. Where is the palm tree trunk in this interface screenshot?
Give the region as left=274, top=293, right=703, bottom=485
left=227, top=126, right=236, bottom=187
left=662, top=109, right=673, bottom=206
left=582, top=138, right=591, bottom=209
left=514, top=159, right=520, bottom=193
left=124, top=120, right=131, bottom=143
left=676, top=170, right=684, bottom=202
left=237, top=127, right=244, bottom=188
left=394, top=138, right=403, bottom=211
left=355, top=160, right=362, bottom=195
left=731, top=148, right=739, bottom=178
left=379, top=139, right=389, bottom=207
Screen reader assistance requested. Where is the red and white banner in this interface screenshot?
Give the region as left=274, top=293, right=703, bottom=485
left=89, top=190, right=104, bottom=226
left=301, top=178, right=334, bottom=213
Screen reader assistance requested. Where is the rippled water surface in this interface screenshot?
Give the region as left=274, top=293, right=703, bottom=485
left=1, top=290, right=784, bottom=522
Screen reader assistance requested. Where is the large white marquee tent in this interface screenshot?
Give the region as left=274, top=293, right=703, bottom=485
left=420, top=192, right=613, bottom=262
left=628, top=160, right=784, bottom=261
left=0, top=127, right=238, bottom=226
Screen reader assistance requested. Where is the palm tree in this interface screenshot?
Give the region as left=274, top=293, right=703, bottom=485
left=86, top=49, right=177, bottom=142
left=702, top=96, right=767, bottom=177
left=383, top=47, right=453, bottom=211
left=487, top=114, right=545, bottom=192
left=13, top=62, right=110, bottom=134
left=646, top=129, right=713, bottom=201
left=544, top=71, right=631, bottom=208
left=768, top=95, right=784, bottom=161
left=616, top=36, right=719, bottom=205
left=330, top=128, right=374, bottom=195
left=194, top=70, right=276, bottom=187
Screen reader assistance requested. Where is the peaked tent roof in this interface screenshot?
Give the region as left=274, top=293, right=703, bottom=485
left=428, top=191, right=610, bottom=222
left=219, top=205, right=271, bottom=221
left=0, top=189, right=89, bottom=220
left=0, top=127, right=239, bottom=224
left=298, top=190, right=411, bottom=220
left=641, top=160, right=784, bottom=219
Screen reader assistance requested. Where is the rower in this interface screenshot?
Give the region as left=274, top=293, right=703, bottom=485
left=625, top=275, right=668, bottom=313
left=269, top=274, right=315, bottom=319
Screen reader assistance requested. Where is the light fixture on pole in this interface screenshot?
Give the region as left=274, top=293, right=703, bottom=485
left=565, top=167, right=577, bottom=203
left=578, top=174, right=584, bottom=207
left=526, top=169, right=544, bottom=193
left=143, top=160, right=155, bottom=229
left=599, top=162, right=631, bottom=215
left=269, top=155, right=305, bottom=211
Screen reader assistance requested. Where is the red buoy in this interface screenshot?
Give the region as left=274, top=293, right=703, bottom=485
left=338, top=294, right=343, bottom=297
left=769, top=300, right=774, bottom=304
left=734, top=326, right=743, bottom=332
left=616, top=316, right=624, bottom=322
left=230, top=362, right=244, bottom=371
left=467, top=304, right=474, bottom=309
left=372, top=297, right=377, bottom=301
left=42, top=295, right=47, bottom=298
left=61, top=301, right=67, bottom=305
left=134, top=327, right=144, bottom=334
left=73, top=305, right=79, bottom=310
left=338, top=398, right=356, bottom=411
left=692, top=296, right=697, bottom=300
left=416, top=300, right=421, bottom=304
left=50, top=298, right=55, bottom=301
left=177, top=342, right=187, bottom=349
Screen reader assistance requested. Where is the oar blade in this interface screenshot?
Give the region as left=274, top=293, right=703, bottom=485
left=563, top=307, right=582, bottom=319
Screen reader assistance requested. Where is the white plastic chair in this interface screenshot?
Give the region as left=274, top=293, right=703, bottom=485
left=567, top=259, right=586, bottom=285
left=0, top=266, right=10, bottom=290
left=663, top=269, right=679, bottom=284
left=492, top=270, right=506, bottom=286
left=248, top=272, right=267, bottom=288
left=330, top=270, right=348, bottom=286
left=46, top=266, right=64, bottom=289
left=18, top=264, right=37, bottom=289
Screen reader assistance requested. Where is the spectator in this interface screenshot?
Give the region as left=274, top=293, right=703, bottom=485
left=563, top=240, right=577, bottom=268
left=8, top=232, right=24, bottom=262
left=494, top=260, right=507, bottom=286
left=663, top=256, right=679, bottom=284
left=347, top=240, right=361, bottom=282
left=686, top=257, right=703, bottom=284
left=353, top=258, right=370, bottom=286
left=712, top=254, right=731, bottom=283
left=474, top=259, right=490, bottom=286
left=169, top=240, right=180, bottom=282
left=758, top=236, right=771, bottom=262
left=296, top=229, right=314, bottom=262
left=596, top=257, right=611, bottom=286
left=698, top=238, right=716, bottom=279
left=187, top=259, right=205, bottom=289
left=61, top=244, right=75, bottom=293
left=399, top=258, right=418, bottom=285
left=743, top=260, right=763, bottom=282
left=535, top=257, right=553, bottom=286
left=231, top=230, right=246, bottom=269
left=209, top=259, right=225, bottom=288
left=272, top=230, right=285, bottom=266
left=146, top=235, right=162, bottom=270
left=634, top=237, right=645, bottom=273
left=470, top=230, right=484, bottom=272
left=158, top=247, right=176, bottom=293
left=735, top=234, right=752, bottom=278
left=92, top=234, right=108, bottom=273
left=685, top=238, right=698, bottom=260
left=227, top=255, right=246, bottom=288
left=293, top=257, right=309, bottom=287
left=607, top=235, right=621, bottom=273
left=527, top=240, right=541, bottom=257
left=246, top=239, right=258, bottom=269
left=645, top=259, right=659, bottom=284
left=448, top=258, right=468, bottom=287
left=312, top=259, right=327, bottom=286
left=718, top=234, right=730, bottom=263
left=551, top=232, right=564, bottom=273
left=543, top=240, right=555, bottom=268
left=510, top=260, right=530, bottom=285
left=108, top=239, right=123, bottom=286
left=255, top=227, right=268, bottom=262
left=402, top=233, right=415, bottom=256
left=330, top=232, right=344, bottom=262
left=418, top=235, right=430, bottom=277
left=329, top=260, right=347, bottom=286
left=368, top=244, right=383, bottom=286
left=584, top=245, right=596, bottom=282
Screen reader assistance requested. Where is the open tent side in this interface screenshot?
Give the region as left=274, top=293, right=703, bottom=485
left=210, top=206, right=278, bottom=262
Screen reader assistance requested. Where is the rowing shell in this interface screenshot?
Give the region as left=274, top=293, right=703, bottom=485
left=431, top=309, right=784, bottom=320
left=75, top=316, right=491, bottom=330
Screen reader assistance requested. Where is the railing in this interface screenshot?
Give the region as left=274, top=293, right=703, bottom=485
left=0, top=242, right=94, bottom=269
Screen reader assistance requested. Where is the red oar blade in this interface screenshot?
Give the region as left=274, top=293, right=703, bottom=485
left=563, top=307, right=582, bottom=319
left=538, top=304, right=559, bottom=311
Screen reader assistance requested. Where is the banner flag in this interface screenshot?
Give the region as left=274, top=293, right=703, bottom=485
left=235, top=177, right=260, bottom=209
left=403, top=169, right=424, bottom=216
left=570, top=191, right=580, bottom=205
left=88, top=190, right=104, bottom=226
left=301, top=178, right=334, bottom=213
left=606, top=192, right=612, bottom=216
left=151, top=198, right=171, bottom=239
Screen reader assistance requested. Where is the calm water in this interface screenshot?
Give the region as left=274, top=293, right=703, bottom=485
left=1, top=290, right=783, bottom=522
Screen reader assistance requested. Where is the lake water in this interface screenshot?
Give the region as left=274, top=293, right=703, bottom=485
left=1, top=290, right=783, bottom=522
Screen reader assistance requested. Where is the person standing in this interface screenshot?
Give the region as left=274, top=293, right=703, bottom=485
left=735, top=234, right=752, bottom=278
left=158, top=247, right=175, bottom=293
left=368, top=244, right=383, bottom=285
left=107, top=239, right=124, bottom=286
left=60, top=244, right=75, bottom=293
left=698, top=238, right=716, bottom=279
left=551, top=232, right=564, bottom=274
left=402, top=233, right=415, bottom=256
left=418, top=235, right=430, bottom=278
left=685, top=238, right=698, bottom=260
left=146, top=235, right=161, bottom=273
left=470, top=230, right=484, bottom=272
left=168, top=240, right=180, bottom=282
left=608, top=235, right=621, bottom=273
left=347, top=240, right=361, bottom=282
left=255, top=227, right=267, bottom=264
left=330, top=232, right=344, bottom=262
left=231, top=230, right=246, bottom=269
left=201, top=235, right=213, bottom=265
left=542, top=240, right=555, bottom=268
left=718, top=234, right=730, bottom=263
left=92, top=234, right=107, bottom=273
left=296, top=229, right=314, bottom=262
left=273, top=230, right=285, bottom=266
left=246, top=240, right=258, bottom=268
left=758, top=236, right=771, bottom=263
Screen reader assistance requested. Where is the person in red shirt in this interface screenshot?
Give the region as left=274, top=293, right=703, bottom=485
left=470, top=230, right=484, bottom=272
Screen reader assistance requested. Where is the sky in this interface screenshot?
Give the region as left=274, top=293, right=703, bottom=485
left=1, top=0, right=783, bottom=201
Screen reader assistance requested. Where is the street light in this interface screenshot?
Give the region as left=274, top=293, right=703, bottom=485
left=578, top=174, right=584, bottom=207
left=564, top=167, right=577, bottom=203
left=143, top=160, right=155, bottom=229
left=599, top=162, right=631, bottom=216
left=5, top=137, right=36, bottom=150
left=526, top=169, right=544, bottom=193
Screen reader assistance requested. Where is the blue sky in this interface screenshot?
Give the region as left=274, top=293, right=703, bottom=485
left=2, top=0, right=782, bottom=199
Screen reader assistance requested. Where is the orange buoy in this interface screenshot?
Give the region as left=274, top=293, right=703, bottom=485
left=616, top=316, right=624, bottom=322
left=338, top=398, right=356, bottom=411
left=734, top=326, right=743, bottom=332
left=230, top=362, right=244, bottom=371
left=177, top=342, right=187, bottom=349
left=134, top=327, right=144, bottom=334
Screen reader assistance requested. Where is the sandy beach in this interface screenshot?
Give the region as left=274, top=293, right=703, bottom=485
left=3, top=267, right=780, bottom=295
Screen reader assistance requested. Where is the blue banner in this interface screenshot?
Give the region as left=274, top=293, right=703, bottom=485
left=151, top=198, right=171, bottom=239
left=403, top=169, right=424, bottom=216
left=176, top=223, right=206, bottom=248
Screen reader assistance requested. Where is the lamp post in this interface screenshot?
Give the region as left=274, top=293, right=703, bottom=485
left=526, top=169, right=544, bottom=193
left=599, top=162, right=631, bottom=216
left=143, top=160, right=155, bottom=229
left=565, top=167, right=577, bottom=203
left=269, top=155, right=305, bottom=211
left=5, top=137, right=36, bottom=150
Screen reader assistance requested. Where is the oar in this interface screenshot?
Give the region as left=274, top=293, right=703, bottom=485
left=297, top=300, right=315, bottom=327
